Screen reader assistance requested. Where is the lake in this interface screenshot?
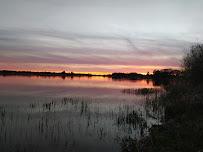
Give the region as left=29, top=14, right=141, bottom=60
left=0, top=76, right=164, bottom=152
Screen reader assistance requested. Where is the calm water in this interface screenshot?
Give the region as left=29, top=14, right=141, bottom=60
left=0, top=76, right=164, bottom=152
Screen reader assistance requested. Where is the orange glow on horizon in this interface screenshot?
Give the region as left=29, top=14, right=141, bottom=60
left=0, top=62, right=180, bottom=75
left=0, top=69, right=155, bottom=75
left=1, top=69, right=112, bottom=75
left=1, top=63, right=180, bottom=75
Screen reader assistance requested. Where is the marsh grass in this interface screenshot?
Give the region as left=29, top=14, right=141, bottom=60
left=122, top=88, right=163, bottom=95
left=0, top=96, right=163, bottom=152
left=121, top=83, right=203, bottom=152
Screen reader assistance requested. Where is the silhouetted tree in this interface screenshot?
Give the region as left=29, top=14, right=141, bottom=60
left=182, top=43, right=203, bottom=83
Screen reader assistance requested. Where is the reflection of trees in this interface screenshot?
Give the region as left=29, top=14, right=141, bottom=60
left=152, top=79, right=171, bottom=86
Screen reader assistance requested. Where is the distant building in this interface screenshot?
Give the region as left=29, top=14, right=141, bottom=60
left=160, top=68, right=173, bottom=73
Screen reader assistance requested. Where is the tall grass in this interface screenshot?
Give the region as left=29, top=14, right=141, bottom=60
left=121, top=83, right=203, bottom=152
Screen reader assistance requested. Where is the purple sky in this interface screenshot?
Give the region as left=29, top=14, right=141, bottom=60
left=0, top=0, right=203, bottom=73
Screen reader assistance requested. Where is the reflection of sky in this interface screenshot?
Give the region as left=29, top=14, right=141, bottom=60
left=0, top=76, right=159, bottom=103
left=0, top=77, right=162, bottom=152
left=0, top=0, right=203, bottom=73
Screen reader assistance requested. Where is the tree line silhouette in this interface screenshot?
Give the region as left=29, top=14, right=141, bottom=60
left=0, top=69, right=182, bottom=80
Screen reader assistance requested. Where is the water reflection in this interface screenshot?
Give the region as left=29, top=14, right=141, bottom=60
left=0, top=76, right=164, bottom=152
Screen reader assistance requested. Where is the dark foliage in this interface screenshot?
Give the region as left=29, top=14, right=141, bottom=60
left=182, top=43, right=203, bottom=83
left=121, top=84, right=203, bottom=152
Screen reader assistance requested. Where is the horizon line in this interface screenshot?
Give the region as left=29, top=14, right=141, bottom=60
left=0, top=69, right=180, bottom=76
left=0, top=70, right=153, bottom=75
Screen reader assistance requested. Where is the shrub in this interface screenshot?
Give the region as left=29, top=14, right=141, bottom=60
left=182, top=43, right=203, bottom=83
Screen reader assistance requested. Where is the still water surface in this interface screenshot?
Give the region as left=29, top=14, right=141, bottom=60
left=0, top=76, right=164, bottom=152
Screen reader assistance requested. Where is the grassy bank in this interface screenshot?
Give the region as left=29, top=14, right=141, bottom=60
left=122, top=83, right=203, bottom=152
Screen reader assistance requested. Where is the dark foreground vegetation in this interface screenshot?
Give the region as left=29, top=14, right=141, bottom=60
left=120, top=43, right=203, bottom=152
left=121, top=84, right=203, bottom=152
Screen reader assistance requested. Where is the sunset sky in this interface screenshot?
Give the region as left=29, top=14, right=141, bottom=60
left=0, top=0, right=203, bottom=74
